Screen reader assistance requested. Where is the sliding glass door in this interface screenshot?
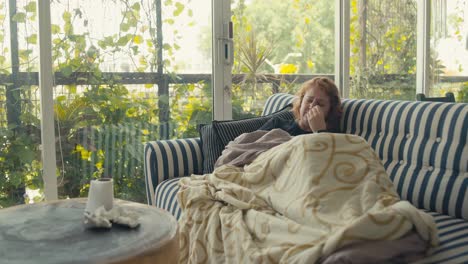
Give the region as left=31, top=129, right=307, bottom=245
left=49, top=0, right=213, bottom=202
left=1, top=0, right=212, bottom=206
left=229, top=0, right=336, bottom=117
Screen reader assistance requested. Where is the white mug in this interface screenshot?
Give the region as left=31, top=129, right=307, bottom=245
left=85, top=178, right=114, bottom=213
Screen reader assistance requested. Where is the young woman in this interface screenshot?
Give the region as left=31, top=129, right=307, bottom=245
left=259, top=77, right=343, bottom=135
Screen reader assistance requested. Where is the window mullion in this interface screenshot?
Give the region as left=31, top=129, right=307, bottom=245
left=212, top=0, right=232, bottom=121
left=335, top=0, right=350, bottom=98
left=417, top=0, right=431, bottom=95
left=37, top=0, right=58, bottom=200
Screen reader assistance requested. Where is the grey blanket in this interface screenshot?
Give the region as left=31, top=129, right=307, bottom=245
left=214, top=128, right=292, bottom=168
left=320, top=231, right=427, bottom=264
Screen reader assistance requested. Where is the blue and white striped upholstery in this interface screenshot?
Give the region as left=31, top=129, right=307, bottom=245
left=144, top=93, right=468, bottom=263
left=341, top=100, right=467, bottom=221
left=261, top=93, right=296, bottom=115
left=416, top=212, right=468, bottom=264
left=154, top=178, right=183, bottom=219
left=144, top=138, right=202, bottom=206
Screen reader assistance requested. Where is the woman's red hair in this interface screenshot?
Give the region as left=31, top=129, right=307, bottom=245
left=291, top=77, right=343, bottom=132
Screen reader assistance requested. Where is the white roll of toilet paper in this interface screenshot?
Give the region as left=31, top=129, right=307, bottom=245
left=85, top=178, right=114, bottom=213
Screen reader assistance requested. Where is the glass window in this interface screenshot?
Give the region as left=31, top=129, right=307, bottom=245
left=349, top=0, right=417, bottom=100
left=49, top=0, right=212, bottom=202
left=0, top=0, right=212, bottom=207
left=0, top=0, right=41, bottom=208
left=231, top=0, right=335, bottom=117
left=430, top=0, right=468, bottom=102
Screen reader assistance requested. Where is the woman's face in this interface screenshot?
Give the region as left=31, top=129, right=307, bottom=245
left=299, top=86, right=331, bottom=121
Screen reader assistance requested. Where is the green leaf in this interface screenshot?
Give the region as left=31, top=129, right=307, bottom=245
left=139, top=56, right=148, bottom=67
left=117, top=35, right=131, bottom=46
left=64, top=22, right=72, bottom=34
left=132, top=2, right=141, bottom=11
left=18, top=148, right=35, bottom=164
left=164, top=19, right=175, bottom=25
left=51, top=24, right=61, bottom=34
left=19, top=49, right=32, bottom=61
left=56, top=95, right=66, bottom=103
left=67, top=85, right=77, bottom=94
left=97, top=40, right=105, bottom=49
left=103, top=36, right=114, bottom=47
left=128, top=18, right=138, bottom=28
left=133, top=35, right=143, bottom=44
left=120, top=23, right=130, bottom=32
left=26, top=34, right=37, bottom=44
left=130, top=45, right=139, bottom=55
left=162, top=43, right=171, bottom=50
left=61, top=65, right=73, bottom=77
left=146, top=40, right=153, bottom=48
left=25, top=2, right=36, bottom=13
left=30, top=13, right=37, bottom=22
left=9, top=172, right=23, bottom=187
left=187, top=84, right=195, bottom=92
left=173, top=2, right=185, bottom=16
left=12, top=13, right=26, bottom=23
left=74, top=8, right=82, bottom=19
left=62, top=11, right=71, bottom=22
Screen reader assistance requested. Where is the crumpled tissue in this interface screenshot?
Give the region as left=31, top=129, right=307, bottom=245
left=84, top=206, right=140, bottom=229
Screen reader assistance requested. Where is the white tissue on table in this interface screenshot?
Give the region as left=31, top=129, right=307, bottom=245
left=84, top=206, right=140, bottom=229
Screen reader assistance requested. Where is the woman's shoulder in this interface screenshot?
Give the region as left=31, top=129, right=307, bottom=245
left=259, top=116, right=295, bottom=131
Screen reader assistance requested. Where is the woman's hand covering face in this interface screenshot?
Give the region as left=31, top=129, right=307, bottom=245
left=305, top=105, right=327, bottom=132
left=298, top=86, right=331, bottom=132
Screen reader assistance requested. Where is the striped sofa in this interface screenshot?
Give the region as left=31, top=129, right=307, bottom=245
left=144, top=93, right=468, bottom=263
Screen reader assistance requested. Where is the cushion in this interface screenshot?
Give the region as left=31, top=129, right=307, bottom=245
left=198, top=105, right=294, bottom=174
left=213, top=107, right=294, bottom=146
left=198, top=124, right=225, bottom=174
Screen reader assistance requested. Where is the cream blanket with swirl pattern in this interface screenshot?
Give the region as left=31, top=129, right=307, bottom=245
left=177, top=133, right=439, bottom=263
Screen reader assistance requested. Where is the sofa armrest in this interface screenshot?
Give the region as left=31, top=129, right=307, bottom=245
left=144, top=138, right=202, bottom=205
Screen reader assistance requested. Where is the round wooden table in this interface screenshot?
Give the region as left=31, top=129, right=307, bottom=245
left=0, top=198, right=179, bottom=264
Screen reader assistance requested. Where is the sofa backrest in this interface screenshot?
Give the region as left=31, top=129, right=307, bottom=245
left=342, top=99, right=467, bottom=220
left=262, top=93, right=296, bottom=115
left=262, top=93, right=467, bottom=220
